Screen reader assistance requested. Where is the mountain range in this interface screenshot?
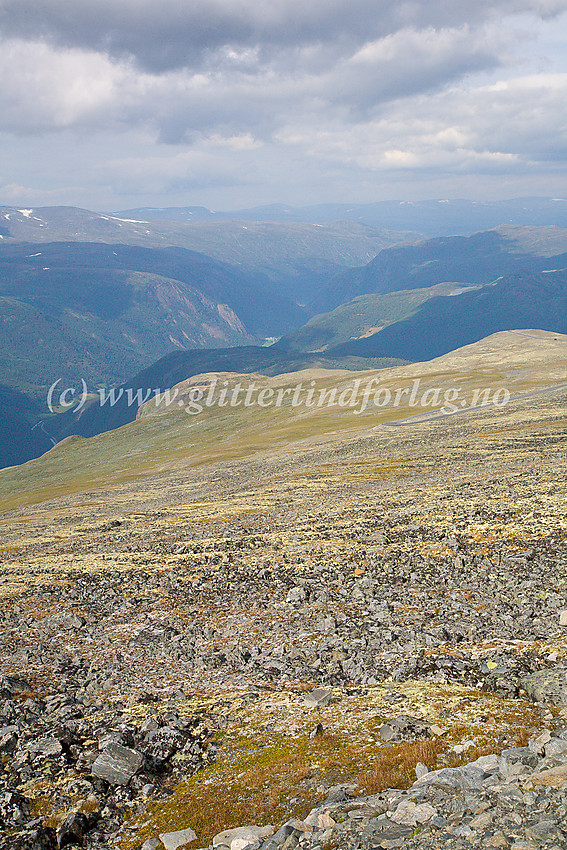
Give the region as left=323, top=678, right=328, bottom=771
left=2, top=200, right=567, bottom=472
left=117, top=197, right=567, bottom=236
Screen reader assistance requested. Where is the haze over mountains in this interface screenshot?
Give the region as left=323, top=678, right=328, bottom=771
left=1, top=197, right=567, bottom=470
left=117, top=197, right=567, bottom=236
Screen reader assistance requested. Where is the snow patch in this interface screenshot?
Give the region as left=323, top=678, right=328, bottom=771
left=100, top=213, right=148, bottom=224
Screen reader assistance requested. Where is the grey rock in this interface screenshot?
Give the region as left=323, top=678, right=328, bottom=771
left=324, top=784, right=355, bottom=804
left=27, top=737, right=63, bottom=758
left=303, top=688, right=332, bottom=708
left=159, top=828, right=198, bottom=850
left=0, top=730, right=18, bottom=753
left=491, top=783, right=525, bottom=808
left=544, top=737, right=567, bottom=757
left=261, top=821, right=303, bottom=850
left=213, top=825, right=274, bottom=850
left=361, top=818, right=413, bottom=842
left=91, top=742, right=143, bottom=785
left=57, top=811, right=90, bottom=848
left=525, top=820, right=560, bottom=841
left=286, top=587, right=307, bottom=604
left=414, top=764, right=487, bottom=792
left=500, top=747, right=539, bottom=768
left=379, top=715, right=431, bottom=742
left=142, top=726, right=188, bottom=766
left=141, top=841, right=163, bottom=850
left=520, top=667, right=567, bottom=706
left=0, top=790, right=31, bottom=825
left=0, top=826, right=58, bottom=849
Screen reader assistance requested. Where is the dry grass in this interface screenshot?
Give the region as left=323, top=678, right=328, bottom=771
left=122, top=731, right=469, bottom=849
left=122, top=732, right=357, bottom=848
left=514, top=727, right=531, bottom=748
left=356, top=738, right=445, bottom=794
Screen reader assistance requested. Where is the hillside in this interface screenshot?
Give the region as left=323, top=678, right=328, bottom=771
left=1, top=330, right=565, bottom=512
left=59, top=347, right=405, bottom=441
left=276, top=283, right=479, bottom=353
left=329, top=270, right=567, bottom=361
left=1, top=331, right=567, bottom=849
left=311, top=226, right=567, bottom=313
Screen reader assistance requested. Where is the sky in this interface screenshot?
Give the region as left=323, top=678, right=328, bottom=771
left=1, top=0, right=567, bottom=211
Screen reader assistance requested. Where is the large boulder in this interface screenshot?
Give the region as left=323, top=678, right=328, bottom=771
left=91, top=742, right=143, bottom=785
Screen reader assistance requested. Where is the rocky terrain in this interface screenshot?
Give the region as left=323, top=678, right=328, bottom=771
left=1, top=376, right=567, bottom=848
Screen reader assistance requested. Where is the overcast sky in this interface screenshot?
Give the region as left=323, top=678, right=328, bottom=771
left=1, top=0, right=567, bottom=210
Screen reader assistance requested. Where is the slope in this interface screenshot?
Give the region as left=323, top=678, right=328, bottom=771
left=276, top=282, right=479, bottom=353
left=1, top=329, right=565, bottom=513
left=329, top=270, right=567, bottom=361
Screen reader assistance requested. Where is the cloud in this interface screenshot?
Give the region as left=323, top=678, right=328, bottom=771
left=1, top=0, right=567, bottom=206
left=280, top=72, right=567, bottom=175
left=99, top=149, right=247, bottom=195
left=1, top=0, right=565, bottom=72
left=0, top=40, right=131, bottom=133
left=0, top=23, right=516, bottom=140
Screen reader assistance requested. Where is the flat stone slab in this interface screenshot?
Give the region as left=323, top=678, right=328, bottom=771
left=303, top=688, right=332, bottom=707
left=530, top=763, right=567, bottom=788
left=92, top=742, right=143, bottom=785
left=159, top=827, right=198, bottom=849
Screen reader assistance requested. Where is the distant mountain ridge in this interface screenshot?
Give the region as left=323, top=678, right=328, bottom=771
left=0, top=205, right=413, bottom=305
left=116, top=197, right=567, bottom=236
left=310, top=227, right=567, bottom=313
left=0, top=241, right=305, bottom=401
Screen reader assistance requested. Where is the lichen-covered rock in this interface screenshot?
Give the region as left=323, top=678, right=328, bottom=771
left=520, top=666, right=567, bottom=706
left=91, top=742, right=143, bottom=785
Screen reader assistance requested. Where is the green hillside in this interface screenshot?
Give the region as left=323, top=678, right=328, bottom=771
left=276, top=283, right=479, bottom=353
left=329, top=270, right=567, bottom=361
left=312, top=227, right=567, bottom=313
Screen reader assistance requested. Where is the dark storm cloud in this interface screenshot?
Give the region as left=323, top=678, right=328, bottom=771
left=0, top=21, right=512, bottom=140
left=1, top=0, right=565, bottom=72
